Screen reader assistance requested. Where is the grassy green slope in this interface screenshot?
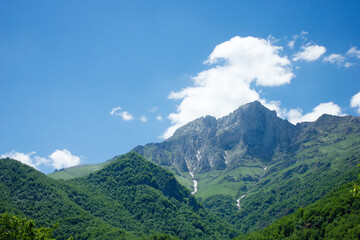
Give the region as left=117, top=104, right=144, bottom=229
left=234, top=179, right=360, bottom=239
left=48, top=161, right=112, bottom=180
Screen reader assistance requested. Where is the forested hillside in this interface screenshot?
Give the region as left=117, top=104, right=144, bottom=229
left=0, top=157, right=133, bottom=239
left=0, top=153, right=238, bottom=239
left=235, top=179, right=360, bottom=239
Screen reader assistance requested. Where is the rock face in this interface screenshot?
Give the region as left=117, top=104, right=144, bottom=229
left=133, top=101, right=297, bottom=173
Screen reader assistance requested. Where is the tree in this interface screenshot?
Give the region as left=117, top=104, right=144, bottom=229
left=0, top=212, right=58, bottom=240
left=350, top=164, right=360, bottom=198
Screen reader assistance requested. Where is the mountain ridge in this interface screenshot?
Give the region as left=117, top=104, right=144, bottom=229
left=1, top=152, right=238, bottom=239
left=5, top=101, right=360, bottom=237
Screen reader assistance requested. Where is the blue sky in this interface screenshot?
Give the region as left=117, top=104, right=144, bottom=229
left=1, top=1, right=360, bottom=173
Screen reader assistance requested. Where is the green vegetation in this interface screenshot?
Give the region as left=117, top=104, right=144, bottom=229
left=0, top=212, right=58, bottom=240
left=2, top=114, right=360, bottom=239
left=198, top=116, right=360, bottom=234
left=0, top=153, right=237, bottom=239
left=0, top=157, right=135, bottom=239
left=48, top=161, right=112, bottom=180
left=196, top=166, right=264, bottom=199
left=235, top=180, right=360, bottom=239
left=69, top=152, right=238, bottom=239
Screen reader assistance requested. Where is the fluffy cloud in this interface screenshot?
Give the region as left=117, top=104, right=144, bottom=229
left=156, top=115, right=163, bottom=121
left=288, top=40, right=296, bottom=49
left=350, top=92, right=360, bottom=113
left=140, top=115, right=147, bottom=122
left=163, top=36, right=294, bottom=138
left=324, top=53, right=345, bottom=63
left=347, top=47, right=360, bottom=59
left=1, top=151, right=46, bottom=168
left=110, top=106, right=134, bottom=121
left=293, top=44, right=326, bottom=62
left=1, top=149, right=80, bottom=170
left=323, top=53, right=352, bottom=68
left=287, top=102, right=343, bottom=124
left=49, top=149, right=81, bottom=170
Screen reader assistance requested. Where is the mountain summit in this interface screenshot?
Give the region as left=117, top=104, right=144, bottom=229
left=133, top=101, right=296, bottom=173
left=134, top=101, right=360, bottom=233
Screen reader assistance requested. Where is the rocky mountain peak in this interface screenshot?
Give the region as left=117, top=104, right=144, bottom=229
left=171, top=115, right=217, bottom=139
left=134, top=101, right=297, bottom=173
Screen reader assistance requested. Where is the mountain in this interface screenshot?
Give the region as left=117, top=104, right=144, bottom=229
left=44, top=101, right=360, bottom=235
left=133, top=101, right=360, bottom=233
left=0, top=153, right=238, bottom=239
left=133, top=101, right=296, bottom=174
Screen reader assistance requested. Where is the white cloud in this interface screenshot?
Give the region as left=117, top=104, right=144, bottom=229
left=288, top=40, right=295, bottom=49
left=1, top=151, right=40, bottom=168
left=293, top=44, right=326, bottom=62
left=323, top=53, right=351, bottom=68
left=260, top=99, right=287, bottom=118
left=148, top=106, right=159, bottom=112
left=300, top=31, right=309, bottom=39
left=1, top=149, right=80, bottom=170
left=156, top=115, right=163, bottom=121
left=286, top=102, right=343, bottom=124
left=110, top=106, right=122, bottom=115
left=344, top=62, right=353, bottom=68
left=110, top=106, right=134, bottom=121
left=49, top=149, right=80, bottom=170
left=347, top=47, right=360, bottom=59
left=288, top=31, right=308, bottom=49
left=323, top=53, right=345, bottom=64
left=163, top=36, right=294, bottom=138
left=119, top=111, right=134, bottom=121
left=140, top=115, right=147, bottom=122
left=350, top=92, right=360, bottom=114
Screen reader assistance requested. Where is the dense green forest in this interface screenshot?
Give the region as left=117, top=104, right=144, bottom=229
left=2, top=153, right=360, bottom=239
left=0, top=153, right=237, bottom=239
left=235, top=179, right=360, bottom=239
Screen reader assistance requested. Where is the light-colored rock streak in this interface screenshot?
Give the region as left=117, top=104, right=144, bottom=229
left=224, top=150, right=228, bottom=164
left=186, top=157, right=198, bottom=194
left=264, top=167, right=267, bottom=171
left=189, top=172, right=198, bottom=194
left=236, top=195, right=246, bottom=209
left=196, top=150, right=201, bottom=161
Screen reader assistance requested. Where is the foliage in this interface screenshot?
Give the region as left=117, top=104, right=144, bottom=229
left=70, top=152, right=238, bottom=239
left=0, top=212, right=57, bottom=240
left=0, top=153, right=238, bottom=240
left=234, top=180, right=360, bottom=239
